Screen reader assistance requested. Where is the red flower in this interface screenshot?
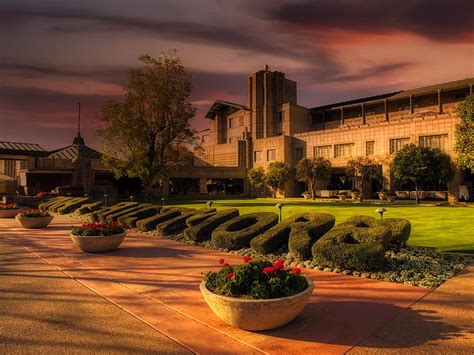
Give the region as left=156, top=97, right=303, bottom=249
left=263, top=266, right=274, bottom=274
left=273, top=259, right=284, bottom=271
left=226, top=272, right=234, bottom=279
left=243, top=256, right=252, bottom=263
left=291, top=268, right=301, bottom=275
left=223, top=263, right=230, bottom=267
left=218, top=258, right=225, bottom=264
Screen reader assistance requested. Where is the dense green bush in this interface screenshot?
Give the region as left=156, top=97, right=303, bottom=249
left=186, top=209, right=217, bottom=227
left=204, top=258, right=308, bottom=299
left=56, top=198, right=91, bottom=215
left=156, top=208, right=216, bottom=236
left=117, top=206, right=161, bottom=227
left=49, top=197, right=82, bottom=213
left=288, top=213, right=336, bottom=260
left=136, top=208, right=189, bottom=232
left=97, top=202, right=139, bottom=220
left=185, top=209, right=239, bottom=242
left=212, top=212, right=279, bottom=250
left=250, top=213, right=328, bottom=255
left=38, top=196, right=64, bottom=210
left=312, top=221, right=391, bottom=270
left=77, top=201, right=103, bottom=215
left=105, top=203, right=152, bottom=222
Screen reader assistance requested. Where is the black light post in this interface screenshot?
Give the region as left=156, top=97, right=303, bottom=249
left=207, top=201, right=213, bottom=209
left=375, top=207, right=386, bottom=219
left=130, top=195, right=135, bottom=202
left=104, top=194, right=108, bottom=208
left=161, top=197, right=166, bottom=207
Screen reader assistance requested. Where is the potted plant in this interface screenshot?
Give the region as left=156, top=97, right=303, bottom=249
left=378, top=190, right=387, bottom=200
left=70, top=220, right=126, bottom=253
left=387, top=195, right=396, bottom=203
left=15, top=209, right=53, bottom=229
left=0, top=203, right=21, bottom=218
left=337, top=191, right=347, bottom=202
left=200, top=257, right=314, bottom=331
left=351, top=191, right=361, bottom=201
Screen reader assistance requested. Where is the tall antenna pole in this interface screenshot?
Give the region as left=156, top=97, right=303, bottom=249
left=78, top=102, right=81, bottom=136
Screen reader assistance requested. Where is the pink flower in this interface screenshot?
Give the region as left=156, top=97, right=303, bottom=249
left=226, top=272, right=234, bottom=279
left=243, top=256, right=252, bottom=263
left=291, top=268, right=301, bottom=275
left=218, top=258, right=225, bottom=264
left=223, top=263, right=230, bottom=267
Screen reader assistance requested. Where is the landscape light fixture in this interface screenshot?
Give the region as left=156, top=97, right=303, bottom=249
left=207, top=201, right=213, bottom=209
left=84, top=194, right=88, bottom=198
left=375, top=207, right=386, bottom=219
left=130, top=195, right=135, bottom=202
left=104, top=194, right=108, bottom=208
left=275, top=202, right=283, bottom=223
left=161, top=197, right=166, bottom=207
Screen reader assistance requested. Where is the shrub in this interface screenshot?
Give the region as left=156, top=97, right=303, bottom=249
left=136, top=208, right=185, bottom=232
left=288, top=213, right=336, bottom=260
left=250, top=213, right=328, bottom=255
left=56, top=198, right=91, bottom=215
left=204, top=257, right=307, bottom=299
left=46, top=197, right=76, bottom=212
left=212, top=212, right=279, bottom=250
left=184, top=209, right=239, bottom=242
left=156, top=208, right=216, bottom=236
left=97, top=202, right=139, bottom=220
left=38, top=196, right=65, bottom=210
left=105, top=203, right=152, bottom=222
left=186, top=209, right=217, bottom=227
left=312, top=222, right=391, bottom=271
left=381, top=218, right=411, bottom=247
left=77, top=201, right=103, bottom=215
left=117, top=206, right=161, bottom=227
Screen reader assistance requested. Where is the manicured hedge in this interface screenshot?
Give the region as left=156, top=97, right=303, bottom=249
left=117, top=206, right=161, bottom=227
left=250, top=213, right=322, bottom=255
left=312, top=221, right=391, bottom=271
left=156, top=208, right=216, bottom=236
left=136, top=208, right=193, bottom=232
left=56, top=198, right=92, bottom=215
left=186, top=209, right=217, bottom=227
left=105, top=203, right=152, bottom=222
left=38, top=196, right=65, bottom=210
left=49, top=197, right=82, bottom=213
left=77, top=201, right=103, bottom=215
left=212, top=212, right=279, bottom=250
left=97, top=202, right=139, bottom=220
left=288, top=213, right=336, bottom=260
left=184, top=209, right=239, bottom=242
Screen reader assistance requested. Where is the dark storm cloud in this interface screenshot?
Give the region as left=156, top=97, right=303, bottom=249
left=265, top=0, right=474, bottom=41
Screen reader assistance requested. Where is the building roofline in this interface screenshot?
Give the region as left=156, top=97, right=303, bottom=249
left=205, top=100, right=248, bottom=119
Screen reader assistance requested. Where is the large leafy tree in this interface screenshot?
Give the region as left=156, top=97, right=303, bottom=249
left=295, top=157, right=332, bottom=199
left=265, top=162, right=292, bottom=198
left=97, top=51, right=196, bottom=199
left=455, top=94, right=474, bottom=173
left=346, top=157, right=381, bottom=201
left=247, top=167, right=266, bottom=196
left=392, top=144, right=454, bottom=203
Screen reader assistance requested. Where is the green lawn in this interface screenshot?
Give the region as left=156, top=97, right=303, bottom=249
left=169, top=198, right=474, bottom=253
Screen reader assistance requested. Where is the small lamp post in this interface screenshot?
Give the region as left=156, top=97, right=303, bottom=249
left=104, top=194, right=108, bottom=208
left=67, top=193, right=72, bottom=197
left=130, top=195, right=135, bottom=202
left=275, top=202, right=283, bottom=223
left=161, top=197, right=166, bottom=207
left=84, top=193, right=89, bottom=198
left=375, top=207, right=386, bottom=219
left=207, top=201, right=213, bottom=209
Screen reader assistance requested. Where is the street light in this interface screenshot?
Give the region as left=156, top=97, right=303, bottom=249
left=275, top=202, right=283, bottom=223
left=375, top=207, right=386, bottom=219
left=207, top=201, right=213, bottom=209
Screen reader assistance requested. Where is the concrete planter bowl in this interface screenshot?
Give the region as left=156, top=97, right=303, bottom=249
left=70, top=232, right=126, bottom=253
left=0, top=209, right=21, bottom=218
left=15, top=215, right=53, bottom=229
left=200, top=279, right=314, bottom=331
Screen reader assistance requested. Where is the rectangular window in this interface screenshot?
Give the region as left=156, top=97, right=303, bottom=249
left=253, top=150, right=262, bottom=162
left=334, top=143, right=354, bottom=158
left=313, top=145, right=332, bottom=158
left=228, top=138, right=232, bottom=144
left=295, top=148, right=304, bottom=161
left=277, top=111, right=284, bottom=122
left=267, top=149, right=276, bottom=161
left=419, top=134, right=448, bottom=150
left=366, top=141, right=375, bottom=155
left=389, top=138, right=410, bottom=154
left=229, top=117, right=235, bottom=128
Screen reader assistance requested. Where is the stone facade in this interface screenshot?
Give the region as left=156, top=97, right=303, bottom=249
left=187, top=66, right=473, bottom=199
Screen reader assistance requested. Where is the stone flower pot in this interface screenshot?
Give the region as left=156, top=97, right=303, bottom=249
left=378, top=192, right=387, bottom=200
left=338, top=195, right=347, bottom=202
left=15, top=215, right=53, bottom=229
left=0, top=209, right=21, bottom=218
left=70, top=232, right=126, bottom=253
left=200, top=279, right=314, bottom=331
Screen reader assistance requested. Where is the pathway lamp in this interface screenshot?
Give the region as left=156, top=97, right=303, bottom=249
left=104, top=194, right=108, bottom=208
left=207, top=201, right=214, bottom=209
left=275, top=203, right=283, bottom=223
left=375, top=207, right=386, bottom=219
left=161, top=197, right=166, bottom=207
left=130, top=195, right=135, bottom=202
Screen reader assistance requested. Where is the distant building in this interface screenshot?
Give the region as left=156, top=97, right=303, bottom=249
left=171, top=66, right=473, bottom=200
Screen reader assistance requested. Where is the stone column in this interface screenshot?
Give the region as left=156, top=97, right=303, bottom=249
left=382, top=163, right=393, bottom=193
left=199, top=177, right=208, bottom=194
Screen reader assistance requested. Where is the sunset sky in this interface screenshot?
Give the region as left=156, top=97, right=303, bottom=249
left=1, top=0, right=473, bottom=150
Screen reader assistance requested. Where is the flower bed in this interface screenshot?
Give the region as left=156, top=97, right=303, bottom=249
left=17, top=209, right=51, bottom=218
left=0, top=203, right=21, bottom=218
left=15, top=209, right=53, bottom=228
left=72, top=221, right=125, bottom=236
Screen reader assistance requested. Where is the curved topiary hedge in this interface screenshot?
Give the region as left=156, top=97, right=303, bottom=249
left=288, top=213, right=336, bottom=260
left=186, top=209, right=217, bottom=227
left=312, top=221, right=391, bottom=271
left=117, top=206, right=161, bottom=227
left=97, top=202, right=139, bottom=220
left=38, top=196, right=64, bottom=210
left=49, top=197, right=82, bottom=213
left=185, top=209, right=239, bottom=242
left=136, top=208, right=193, bottom=232
left=77, top=201, right=103, bottom=215
left=212, top=212, right=279, bottom=250
left=105, top=203, right=152, bottom=222
left=56, top=198, right=91, bottom=215
left=156, top=208, right=216, bottom=236
left=345, top=215, right=409, bottom=247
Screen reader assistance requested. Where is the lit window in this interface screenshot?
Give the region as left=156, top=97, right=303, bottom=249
left=419, top=134, right=448, bottom=150
left=267, top=149, right=276, bottom=161
left=389, top=138, right=410, bottom=154
left=366, top=141, right=375, bottom=155
left=334, top=143, right=354, bottom=158
left=254, top=150, right=262, bottom=162
left=313, top=145, right=331, bottom=158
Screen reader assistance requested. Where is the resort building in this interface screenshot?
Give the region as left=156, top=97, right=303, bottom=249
left=183, top=66, right=473, bottom=200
